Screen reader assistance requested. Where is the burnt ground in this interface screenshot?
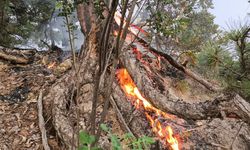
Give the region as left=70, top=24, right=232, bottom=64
left=0, top=50, right=66, bottom=150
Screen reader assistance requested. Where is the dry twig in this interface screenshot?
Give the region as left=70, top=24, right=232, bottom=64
left=210, top=142, right=228, bottom=149
left=37, top=91, right=50, bottom=150
left=230, top=122, right=244, bottom=149
left=110, top=96, right=135, bottom=136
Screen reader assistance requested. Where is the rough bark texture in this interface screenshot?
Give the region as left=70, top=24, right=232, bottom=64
left=112, top=81, right=250, bottom=150
left=76, top=3, right=92, bottom=35
left=114, top=46, right=250, bottom=149
left=1, top=3, right=250, bottom=149
left=40, top=34, right=250, bottom=149
left=120, top=46, right=250, bottom=123
left=135, top=34, right=220, bottom=92
left=1, top=38, right=250, bottom=149
left=43, top=30, right=99, bottom=149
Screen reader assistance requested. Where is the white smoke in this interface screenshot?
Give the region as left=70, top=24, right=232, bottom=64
left=17, top=9, right=84, bottom=51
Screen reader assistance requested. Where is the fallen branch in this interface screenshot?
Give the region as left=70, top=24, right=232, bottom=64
left=0, top=51, right=29, bottom=64
left=120, top=49, right=250, bottom=123
left=0, top=47, right=36, bottom=64
left=37, top=91, right=50, bottom=150
left=137, top=37, right=220, bottom=92
left=119, top=25, right=220, bottom=92
left=210, top=142, right=228, bottom=149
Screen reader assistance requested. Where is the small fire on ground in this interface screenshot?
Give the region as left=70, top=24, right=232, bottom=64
left=116, top=68, right=179, bottom=150
left=47, top=62, right=56, bottom=69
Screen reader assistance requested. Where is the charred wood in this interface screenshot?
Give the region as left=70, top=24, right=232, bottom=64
left=120, top=49, right=250, bottom=124
left=134, top=37, right=220, bottom=92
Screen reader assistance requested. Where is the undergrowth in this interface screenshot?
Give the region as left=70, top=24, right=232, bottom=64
left=79, top=124, right=155, bottom=150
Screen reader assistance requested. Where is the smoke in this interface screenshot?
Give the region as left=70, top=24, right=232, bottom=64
left=18, top=9, right=84, bottom=51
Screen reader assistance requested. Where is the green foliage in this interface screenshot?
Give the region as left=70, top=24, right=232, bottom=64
left=179, top=50, right=197, bottom=66
left=79, top=131, right=96, bottom=145
left=147, top=0, right=215, bottom=37
left=144, top=0, right=218, bottom=55
left=197, top=40, right=233, bottom=76
left=100, top=124, right=155, bottom=150
left=93, top=0, right=105, bottom=19
left=100, top=123, right=122, bottom=150
left=221, top=23, right=250, bottom=99
left=226, top=24, right=250, bottom=73
left=198, top=42, right=220, bottom=69
left=227, top=24, right=249, bottom=42
left=225, top=78, right=250, bottom=101
left=56, top=0, right=74, bottom=17
left=55, top=1, right=78, bottom=33
left=241, top=79, right=250, bottom=98
left=0, top=0, right=55, bottom=47
left=176, top=10, right=218, bottom=51
left=79, top=131, right=101, bottom=150
left=55, top=0, right=78, bottom=67
left=125, top=134, right=155, bottom=150
left=55, top=1, right=64, bottom=9
left=196, top=25, right=250, bottom=100
left=148, top=7, right=191, bottom=37
left=78, top=124, right=155, bottom=150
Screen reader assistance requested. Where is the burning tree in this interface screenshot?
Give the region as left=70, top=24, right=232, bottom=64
left=40, top=0, right=250, bottom=149
left=1, top=0, right=250, bottom=150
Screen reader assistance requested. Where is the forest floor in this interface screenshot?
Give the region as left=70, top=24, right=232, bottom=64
left=0, top=50, right=61, bottom=149
left=0, top=50, right=124, bottom=150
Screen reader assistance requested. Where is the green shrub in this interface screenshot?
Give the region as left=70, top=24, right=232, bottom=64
left=78, top=123, right=156, bottom=150
left=79, top=131, right=101, bottom=150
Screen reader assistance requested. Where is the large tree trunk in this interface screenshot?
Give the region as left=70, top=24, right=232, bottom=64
left=43, top=29, right=99, bottom=148
left=40, top=27, right=250, bottom=149
left=2, top=2, right=249, bottom=150
left=38, top=1, right=250, bottom=149
left=0, top=28, right=249, bottom=150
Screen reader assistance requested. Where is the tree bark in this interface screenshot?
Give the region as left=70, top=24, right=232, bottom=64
left=120, top=46, right=250, bottom=123
left=41, top=30, right=250, bottom=149
left=43, top=29, right=99, bottom=148
left=40, top=2, right=250, bottom=149
left=134, top=35, right=220, bottom=92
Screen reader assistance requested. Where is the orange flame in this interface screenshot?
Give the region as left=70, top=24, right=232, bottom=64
left=47, top=62, right=56, bottom=69
left=117, top=68, right=179, bottom=150
left=113, top=30, right=118, bottom=36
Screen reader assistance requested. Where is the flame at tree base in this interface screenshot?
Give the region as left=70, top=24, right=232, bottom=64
left=116, top=68, right=179, bottom=150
